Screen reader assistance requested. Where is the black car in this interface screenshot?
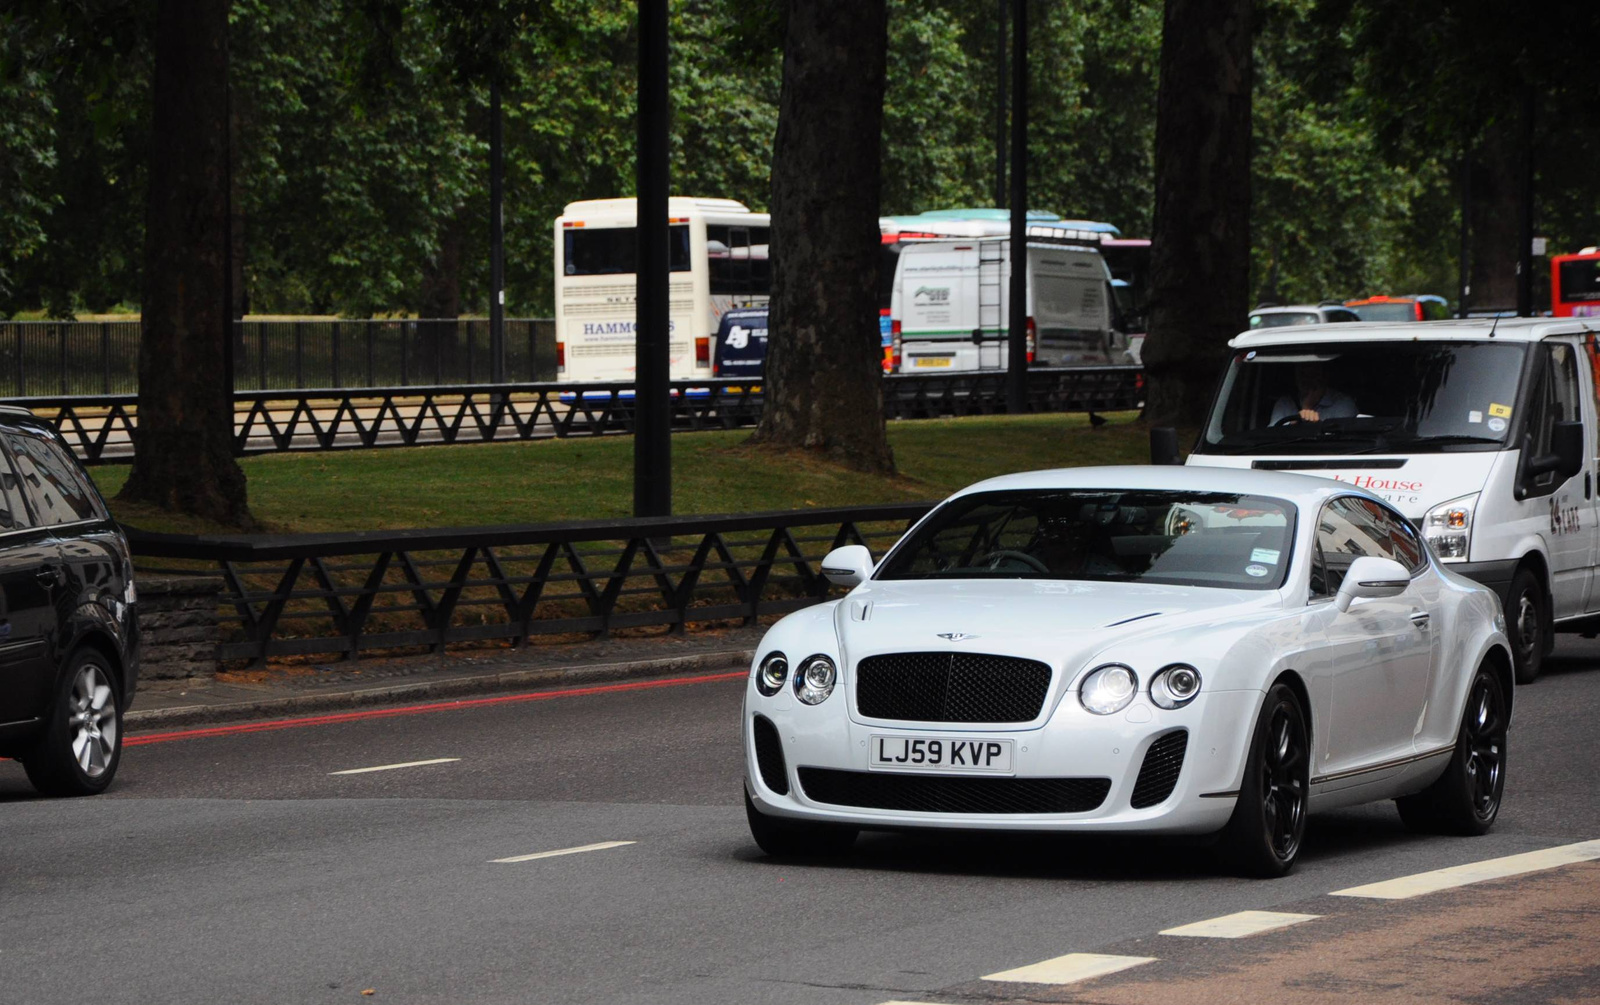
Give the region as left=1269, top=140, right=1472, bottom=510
left=0, top=407, right=138, bottom=795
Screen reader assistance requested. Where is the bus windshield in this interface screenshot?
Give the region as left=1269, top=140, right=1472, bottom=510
left=1559, top=259, right=1600, bottom=303
left=1200, top=340, right=1527, bottom=455
left=563, top=225, right=690, bottom=276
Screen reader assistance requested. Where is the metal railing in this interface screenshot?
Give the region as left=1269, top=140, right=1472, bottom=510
left=0, top=319, right=558, bottom=395
left=128, top=503, right=934, bottom=664
left=25, top=366, right=1142, bottom=464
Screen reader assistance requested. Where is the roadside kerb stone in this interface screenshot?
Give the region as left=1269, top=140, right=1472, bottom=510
left=125, top=648, right=756, bottom=729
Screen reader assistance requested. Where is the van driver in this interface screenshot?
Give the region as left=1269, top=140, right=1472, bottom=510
left=1270, top=361, right=1357, bottom=424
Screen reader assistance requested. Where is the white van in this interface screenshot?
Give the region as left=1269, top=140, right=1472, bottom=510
left=1187, top=317, right=1599, bottom=683
left=888, top=236, right=1132, bottom=372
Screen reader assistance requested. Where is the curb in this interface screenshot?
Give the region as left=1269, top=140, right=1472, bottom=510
left=126, top=648, right=756, bottom=730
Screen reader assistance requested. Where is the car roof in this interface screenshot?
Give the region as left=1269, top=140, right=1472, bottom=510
left=1231, top=316, right=1597, bottom=348
left=1248, top=305, right=1337, bottom=316
left=948, top=464, right=1371, bottom=508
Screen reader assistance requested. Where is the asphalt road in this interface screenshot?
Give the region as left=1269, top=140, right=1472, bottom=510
left=3, top=642, right=1600, bottom=1005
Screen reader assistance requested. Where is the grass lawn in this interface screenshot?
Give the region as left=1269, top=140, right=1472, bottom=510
left=91, top=411, right=1151, bottom=535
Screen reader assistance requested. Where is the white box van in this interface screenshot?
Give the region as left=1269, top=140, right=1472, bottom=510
left=888, top=236, right=1133, bottom=372
left=1187, top=317, right=1598, bottom=683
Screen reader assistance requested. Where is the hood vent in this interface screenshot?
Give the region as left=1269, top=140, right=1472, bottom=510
left=1103, top=610, right=1163, bottom=628
left=850, top=600, right=873, bottom=622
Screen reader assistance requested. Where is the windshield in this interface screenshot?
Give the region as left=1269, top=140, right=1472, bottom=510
left=877, top=489, right=1295, bottom=590
left=1560, top=258, right=1600, bottom=302
left=1348, top=302, right=1419, bottom=322
left=1200, top=340, right=1527, bottom=455
left=1250, top=312, right=1319, bottom=328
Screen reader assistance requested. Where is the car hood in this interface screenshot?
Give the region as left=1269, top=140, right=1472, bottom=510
left=834, top=577, right=1274, bottom=676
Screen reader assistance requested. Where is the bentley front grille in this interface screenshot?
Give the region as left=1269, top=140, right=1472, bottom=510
left=855, top=652, right=1053, bottom=723
left=1130, top=729, right=1188, bottom=809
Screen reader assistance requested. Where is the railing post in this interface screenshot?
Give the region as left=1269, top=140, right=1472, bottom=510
left=101, top=322, right=111, bottom=394
left=401, top=321, right=410, bottom=386
left=366, top=323, right=375, bottom=387
left=257, top=321, right=267, bottom=391
left=528, top=321, right=536, bottom=382
left=331, top=320, right=341, bottom=388
left=467, top=320, right=476, bottom=384
left=58, top=322, right=68, bottom=395
left=434, top=319, right=443, bottom=385
left=16, top=324, right=24, bottom=397
left=294, top=321, right=304, bottom=389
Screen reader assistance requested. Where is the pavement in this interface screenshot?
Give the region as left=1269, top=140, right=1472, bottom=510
left=128, top=624, right=765, bottom=727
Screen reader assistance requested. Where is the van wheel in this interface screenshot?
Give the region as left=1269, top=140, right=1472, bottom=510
left=1508, top=569, right=1546, bottom=684
left=22, top=650, right=123, bottom=797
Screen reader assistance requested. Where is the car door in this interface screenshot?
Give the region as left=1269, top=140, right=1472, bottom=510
left=1517, top=340, right=1593, bottom=618
left=0, top=435, right=61, bottom=726
left=1306, top=495, right=1434, bottom=782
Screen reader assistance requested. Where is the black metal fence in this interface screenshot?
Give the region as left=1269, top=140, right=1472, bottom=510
left=0, top=319, right=558, bottom=396
left=128, top=503, right=934, bottom=664
left=29, top=366, right=1142, bottom=464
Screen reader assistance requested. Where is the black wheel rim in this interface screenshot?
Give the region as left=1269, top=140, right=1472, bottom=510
left=1463, top=676, right=1506, bottom=821
left=1259, top=702, right=1307, bottom=861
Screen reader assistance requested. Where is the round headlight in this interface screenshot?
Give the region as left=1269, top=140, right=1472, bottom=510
left=1150, top=664, right=1202, bottom=709
left=756, top=652, right=788, bottom=697
left=794, top=655, right=837, bottom=705
left=1080, top=663, right=1138, bottom=715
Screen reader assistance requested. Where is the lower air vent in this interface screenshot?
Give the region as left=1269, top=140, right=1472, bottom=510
left=1130, top=729, right=1188, bottom=809
left=797, top=768, right=1110, bottom=814
left=751, top=715, right=789, bottom=795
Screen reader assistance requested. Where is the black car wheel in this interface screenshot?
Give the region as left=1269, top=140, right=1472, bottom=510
left=744, top=790, right=857, bottom=858
left=1396, top=666, right=1507, bottom=836
left=1508, top=569, right=1546, bottom=684
left=1219, top=683, right=1309, bottom=878
left=23, top=650, right=123, bottom=797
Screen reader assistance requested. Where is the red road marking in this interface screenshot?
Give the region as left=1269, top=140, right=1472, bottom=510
left=125, top=671, right=748, bottom=747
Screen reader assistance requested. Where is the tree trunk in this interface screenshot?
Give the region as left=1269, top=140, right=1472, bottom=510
left=417, top=212, right=464, bottom=381
left=1466, top=117, right=1522, bottom=313
left=120, top=0, right=252, bottom=527
left=1142, top=0, right=1254, bottom=429
left=749, top=0, right=894, bottom=474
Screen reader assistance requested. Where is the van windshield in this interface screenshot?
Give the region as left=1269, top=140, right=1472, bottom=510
left=1199, top=340, right=1527, bottom=455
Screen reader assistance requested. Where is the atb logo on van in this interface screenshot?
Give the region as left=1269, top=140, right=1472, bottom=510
left=913, top=286, right=951, bottom=306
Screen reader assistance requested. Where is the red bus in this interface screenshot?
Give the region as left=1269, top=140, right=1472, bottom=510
left=1552, top=248, right=1600, bottom=318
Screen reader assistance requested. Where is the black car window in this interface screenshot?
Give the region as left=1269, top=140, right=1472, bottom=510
left=3, top=429, right=105, bottom=525
left=1316, top=495, right=1422, bottom=594
left=0, top=447, right=33, bottom=532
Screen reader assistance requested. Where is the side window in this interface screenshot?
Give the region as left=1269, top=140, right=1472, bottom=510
left=3, top=430, right=104, bottom=526
left=0, top=448, right=34, bottom=532
left=1315, top=496, right=1421, bottom=594
left=1526, top=342, right=1583, bottom=492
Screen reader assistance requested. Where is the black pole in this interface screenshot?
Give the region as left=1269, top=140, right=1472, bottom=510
left=1516, top=85, right=1535, bottom=318
left=1457, top=143, right=1472, bottom=316
left=1005, top=0, right=1028, bottom=414
left=489, top=79, right=506, bottom=382
left=634, top=0, right=670, bottom=518
left=995, top=0, right=1006, bottom=209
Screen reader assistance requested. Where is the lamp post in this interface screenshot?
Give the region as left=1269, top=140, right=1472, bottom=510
left=634, top=0, right=671, bottom=517
left=1005, top=0, right=1028, bottom=414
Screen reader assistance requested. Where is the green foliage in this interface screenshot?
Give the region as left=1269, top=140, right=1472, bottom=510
left=3, top=0, right=1595, bottom=321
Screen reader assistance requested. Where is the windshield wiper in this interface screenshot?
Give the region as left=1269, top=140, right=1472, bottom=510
left=1395, top=433, right=1505, bottom=447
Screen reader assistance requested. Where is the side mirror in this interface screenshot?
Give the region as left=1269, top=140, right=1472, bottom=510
left=1335, top=556, right=1411, bottom=613
left=1525, top=420, right=1584, bottom=482
left=820, top=545, right=873, bottom=588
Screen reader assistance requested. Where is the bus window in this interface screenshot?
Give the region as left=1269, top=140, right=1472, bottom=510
left=707, top=224, right=770, bottom=296
left=1554, top=253, right=1600, bottom=318
left=563, top=225, right=691, bottom=276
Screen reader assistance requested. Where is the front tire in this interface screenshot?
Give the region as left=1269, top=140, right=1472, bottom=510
left=23, top=650, right=123, bottom=797
left=1218, top=684, right=1309, bottom=878
left=1396, top=667, right=1507, bottom=836
left=744, top=790, right=857, bottom=857
left=1508, top=568, right=1547, bottom=684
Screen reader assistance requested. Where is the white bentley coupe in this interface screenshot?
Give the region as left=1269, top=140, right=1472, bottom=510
left=742, top=466, right=1512, bottom=875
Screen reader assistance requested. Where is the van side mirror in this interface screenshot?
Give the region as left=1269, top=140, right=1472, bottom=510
left=1525, top=420, right=1584, bottom=482
left=1335, top=556, right=1411, bottom=612
left=820, top=545, right=873, bottom=588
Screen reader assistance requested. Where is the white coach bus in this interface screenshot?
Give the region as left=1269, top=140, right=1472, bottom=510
left=553, top=196, right=770, bottom=382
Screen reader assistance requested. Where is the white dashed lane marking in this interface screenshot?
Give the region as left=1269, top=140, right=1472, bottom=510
left=1331, top=838, right=1600, bottom=900
left=328, top=757, right=461, bottom=775
left=1160, top=910, right=1321, bottom=938
left=983, top=952, right=1156, bottom=985
left=490, top=840, right=636, bottom=864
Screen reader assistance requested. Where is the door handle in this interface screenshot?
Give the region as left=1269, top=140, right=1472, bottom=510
left=1409, top=611, right=1431, bottom=629
left=35, top=566, right=59, bottom=588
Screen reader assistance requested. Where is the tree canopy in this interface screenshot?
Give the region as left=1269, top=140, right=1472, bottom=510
left=2, top=0, right=1597, bottom=320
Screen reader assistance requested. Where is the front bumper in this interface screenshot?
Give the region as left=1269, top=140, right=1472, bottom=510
left=743, top=683, right=1261, bottom=834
